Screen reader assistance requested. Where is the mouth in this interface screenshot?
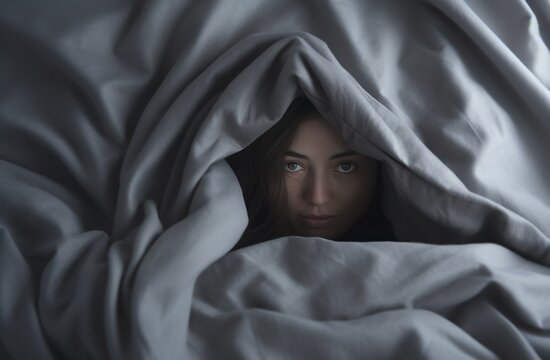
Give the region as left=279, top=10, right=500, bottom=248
left=301, top=215, right=335, bottom=220
left=299, top=214, right=337, bottom=228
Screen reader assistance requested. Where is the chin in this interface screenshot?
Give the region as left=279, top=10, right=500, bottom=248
left=289, top=219, right=344, bottom=239
left=298, top=228, right=341, bottom=240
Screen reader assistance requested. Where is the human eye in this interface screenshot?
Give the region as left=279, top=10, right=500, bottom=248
left=335, top=161, right=357, bottom=173
left=285, top=161, right=305, bottom=172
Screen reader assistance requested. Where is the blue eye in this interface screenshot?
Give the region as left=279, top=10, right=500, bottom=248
left=285, top=162, right=304, bottom=172
left=335, top=162, right=356, bottom=173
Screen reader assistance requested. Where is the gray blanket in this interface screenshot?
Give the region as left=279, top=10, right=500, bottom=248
left=1, top=0, right=549, bottom=359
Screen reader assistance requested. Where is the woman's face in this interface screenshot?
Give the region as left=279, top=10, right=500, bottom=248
left=282, top=116, right=378, bottom=239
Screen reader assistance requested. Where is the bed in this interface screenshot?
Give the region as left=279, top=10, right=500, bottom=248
left=1, top=0, right=549, bottom=359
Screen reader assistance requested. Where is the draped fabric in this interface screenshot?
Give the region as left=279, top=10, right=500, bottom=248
left=1, top=0, right=549, bottom=359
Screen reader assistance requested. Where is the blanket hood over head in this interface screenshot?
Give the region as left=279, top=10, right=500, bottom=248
left=138, top=29, right=550, bottom=261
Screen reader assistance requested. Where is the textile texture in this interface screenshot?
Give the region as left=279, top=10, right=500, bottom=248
left=1, top=0, right=550, bottom=359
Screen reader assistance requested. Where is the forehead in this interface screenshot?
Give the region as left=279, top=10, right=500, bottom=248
left=289, top=116, right=348, bottom=152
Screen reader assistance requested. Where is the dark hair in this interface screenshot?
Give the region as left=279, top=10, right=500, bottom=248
left=227, top=97, right=394, bottom=249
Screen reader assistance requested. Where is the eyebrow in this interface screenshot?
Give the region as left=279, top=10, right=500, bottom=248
left=285, top=150, right=358, bottom=160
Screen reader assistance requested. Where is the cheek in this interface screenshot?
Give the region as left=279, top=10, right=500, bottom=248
left=284, top=175, right=303, bottom=212
left=338, top=182, right=364, bottom=207
left=337, top=174, right=376, bottom=211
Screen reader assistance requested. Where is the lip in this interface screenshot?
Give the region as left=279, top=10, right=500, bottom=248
left=299, top=214, right=337, bottom=228
left=301, top=214, right=335, bottom=220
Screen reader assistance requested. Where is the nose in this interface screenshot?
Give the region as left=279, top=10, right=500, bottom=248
left=303, top=172, right=332, bottom=206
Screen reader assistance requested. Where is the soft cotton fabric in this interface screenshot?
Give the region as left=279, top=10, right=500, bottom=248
left=1, top=0, right=549, bottom=359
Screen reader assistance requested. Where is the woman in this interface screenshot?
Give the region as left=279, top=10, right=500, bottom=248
left=227, top=97, right=394, bottom=250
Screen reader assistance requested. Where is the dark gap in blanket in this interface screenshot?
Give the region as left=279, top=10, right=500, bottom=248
left=227, top=97, right=395, bottom=250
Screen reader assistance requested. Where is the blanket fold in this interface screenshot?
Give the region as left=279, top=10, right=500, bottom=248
left=1, top=0, right=549, bottom=359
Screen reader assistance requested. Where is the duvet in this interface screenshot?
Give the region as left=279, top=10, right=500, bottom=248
left=1, top=0, right=549, bottom=359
